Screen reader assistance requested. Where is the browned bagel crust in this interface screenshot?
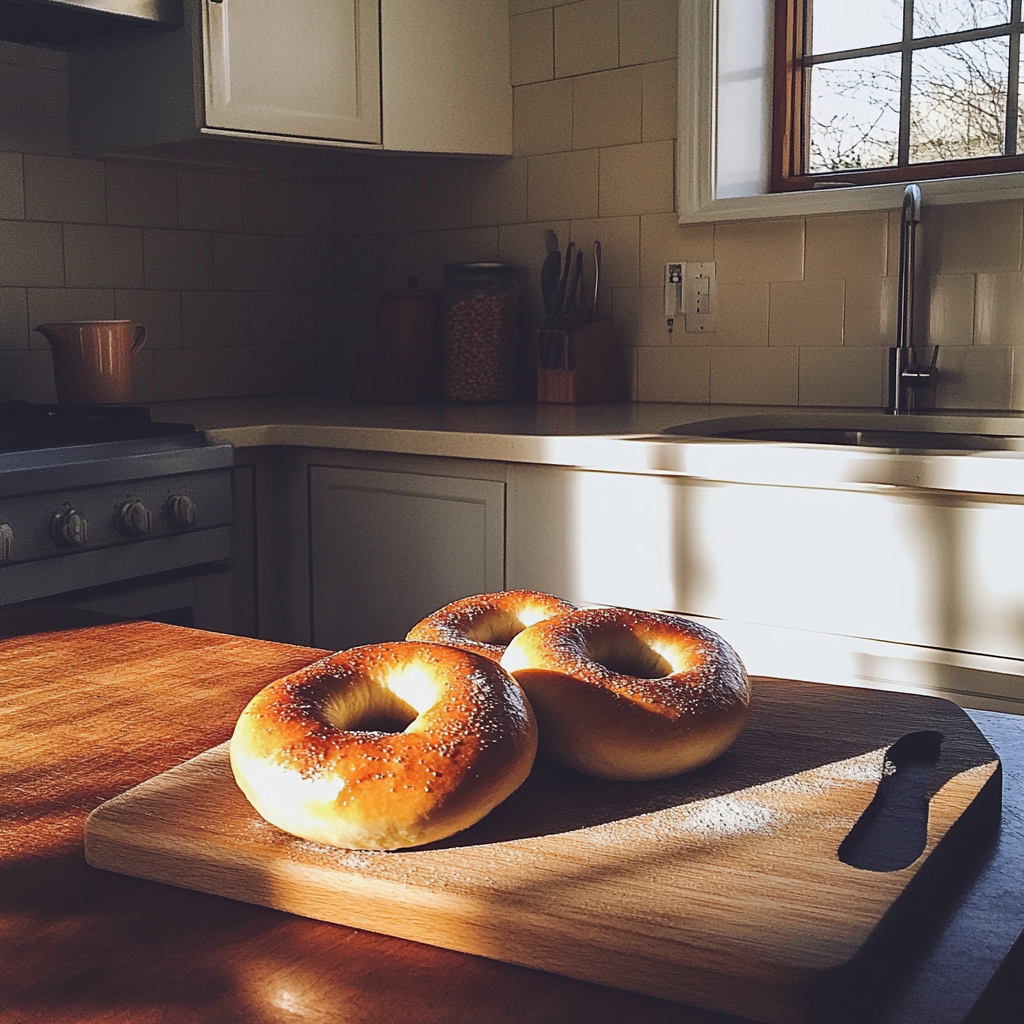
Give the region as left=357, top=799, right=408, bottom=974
left=501, top=608, right=751, bottom=781
left=230, top=641, right=537, bottom=850
left=406, top=590, right=577, bottom=662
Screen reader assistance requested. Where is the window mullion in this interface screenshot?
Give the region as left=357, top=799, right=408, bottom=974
left=1008, top=1, right=1022, bottom=156
left=898, top=0, right=914, bottom=166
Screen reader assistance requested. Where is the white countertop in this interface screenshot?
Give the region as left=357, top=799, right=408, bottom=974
left=149, top=395, right=1024, bottom=497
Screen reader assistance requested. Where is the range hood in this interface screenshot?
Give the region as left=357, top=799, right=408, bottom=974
left=0, top=0, right=182, bottom=49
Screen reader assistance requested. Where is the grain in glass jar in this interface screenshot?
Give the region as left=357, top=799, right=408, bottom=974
left=442, top=262, right=519, bottom=402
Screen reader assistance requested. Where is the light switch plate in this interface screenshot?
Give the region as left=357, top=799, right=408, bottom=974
left=684, top=261, right=717, bottom=333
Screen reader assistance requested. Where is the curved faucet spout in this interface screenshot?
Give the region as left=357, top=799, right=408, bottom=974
left=888, top=184, right=937, bottom=414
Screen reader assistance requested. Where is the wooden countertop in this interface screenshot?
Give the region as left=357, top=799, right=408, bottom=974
left=2, top=607, right=1022, bottom=1024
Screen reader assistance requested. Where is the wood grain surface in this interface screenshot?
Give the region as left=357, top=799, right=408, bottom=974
left=3, top=607, right=1022, bottom=1024
left=84, top=678, right=999, bottom=1024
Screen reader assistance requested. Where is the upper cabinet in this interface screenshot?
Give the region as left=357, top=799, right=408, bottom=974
left=203, top=0, right=381, bottom=145
left=69, top=0, right=511, bottom=159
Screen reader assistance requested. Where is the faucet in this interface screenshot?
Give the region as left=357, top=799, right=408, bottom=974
left=888, top=184, right=939, bottom=414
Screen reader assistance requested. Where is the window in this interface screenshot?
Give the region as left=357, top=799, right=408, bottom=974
left=775, top=1, right=1024, bottom=189
left=678, top=0, right=1024, bottom=222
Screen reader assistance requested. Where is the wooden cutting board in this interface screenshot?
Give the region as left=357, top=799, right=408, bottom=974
left=84, top=678, right=1000, bottom=1024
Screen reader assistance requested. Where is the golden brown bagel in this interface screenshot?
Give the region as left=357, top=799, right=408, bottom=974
left=407, top=590, right=577, bottom=662
left=501, top=608, right=751, bottom=781
left=230, top=641, right=537, bottom=850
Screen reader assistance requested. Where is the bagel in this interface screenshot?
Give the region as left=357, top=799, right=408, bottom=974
left=406, top=590, right=577, bottom=662
left=501, top=608, right=750, bottom=781
left=230, top=641, right=537, bottom=850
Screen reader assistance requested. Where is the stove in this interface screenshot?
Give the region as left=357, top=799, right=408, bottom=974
left=0, top=402, right=234, bottom=613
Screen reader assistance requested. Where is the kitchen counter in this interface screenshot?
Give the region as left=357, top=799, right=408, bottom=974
left=2, top=609, right=1023, bottom=1024
left=150, top=396, right=1024, bottom=496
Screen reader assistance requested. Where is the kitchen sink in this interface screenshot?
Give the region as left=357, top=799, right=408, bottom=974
left=662, top=412, right=1024, bottom=452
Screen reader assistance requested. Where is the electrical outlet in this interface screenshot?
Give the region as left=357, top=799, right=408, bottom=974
left=664, top=263, right=684, bottom=319
left=684, top=261, right=716, bottom=333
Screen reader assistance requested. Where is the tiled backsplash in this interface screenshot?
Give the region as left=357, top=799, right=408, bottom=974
left=0, top=41, right=347, bottom=403
left=4, top=3, right=1024, bottom=409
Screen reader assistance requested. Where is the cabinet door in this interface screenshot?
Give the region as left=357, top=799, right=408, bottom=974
left=309, top=466, right=504, bottom=650
left=202, top=0, right=381, bottom=144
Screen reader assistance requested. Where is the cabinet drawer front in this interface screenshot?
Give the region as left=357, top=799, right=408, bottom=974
left=203, top=0, right=381, bottom=144
left=310, top=466, right=504, bottom=650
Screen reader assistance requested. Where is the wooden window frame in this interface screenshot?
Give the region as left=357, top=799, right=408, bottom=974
left=772, top=0, right=1024, bottom=192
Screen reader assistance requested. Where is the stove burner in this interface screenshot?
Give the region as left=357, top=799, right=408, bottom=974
left=0, top=401, right=193, bottom=453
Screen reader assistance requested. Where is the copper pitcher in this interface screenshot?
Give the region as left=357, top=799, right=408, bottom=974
left=34, top=320, right=146, bottom=405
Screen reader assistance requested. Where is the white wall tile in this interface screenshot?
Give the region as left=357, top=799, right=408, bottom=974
left=844, top=278, right=897, bottom=347
left=281, top=235, right=336, bottom=292
left=514, top=79, right=573, bottom=156
left=637, top=345, right=711, bottom=402
left=619, top=0, right=679, bottom=66
left=23, top=155, right=105, bottom=224
left=511, top=9, right=554, bottom=86
left=975, top=272, right=1024, bottom=347
left=769, top=279, right=844, bottom=347
left=710, top=346, right=800, bottom=405
left=364, top=173, right=416, bottom=235
left=528, top=150, right=599, bottom=221
left=144, top=229, right=214, bottom=290
left=178, top=171, right=243, bottom=232
left=214, top=234, right=280, bottom=291
left=554, top=0, right=619, bottom=78
left=714, top=283, right=769, bottom=347
left=415, top=164, right=475, bottom=231
left=381, top=231, right=441, bottom=291
left=573, top=67, right=642, bottom=150
left=181, top=291, right=248, bottom=349
left=153, top=347, right=220, bottom=401
left=798, top=347, right=887, bottom=407
left=921, top=274, right=975, bottom=347
left=715, top=219, right=804, bottom=284
left=438, top=226, right=501, bottom=268
left=243, top=176, right=306, bottom=236
left=63, top=224, right=144, bottom=288
left=640, top=213, right=714, bottom=287
left=923, top=202, right=1023, bottom=276
left=115, top=289, right=182, bottom=350
left=599, top=140, right=674, bottom=216
left=935, top=346, right=1012, bottom=409
left=0, top=153, right=24, bottom=219
left=105, top=161, right=177, bottom=228
left=473, top=158, right=529, bottom=226
left=337, top=235, right=383, bottom=291
left=804, top=212, right=888, bottom=281
left=0, top=287, right=27, bottom=349
left=642, top=59, right=677, bottom=143
left=0, top=221, right=64, bottom=286
left=249, top=291, right=317, bottom=346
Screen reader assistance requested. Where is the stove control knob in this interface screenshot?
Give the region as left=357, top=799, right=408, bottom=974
left=0, top=524, right=13, bottom=562
left=51, top=507, right=88, bottom=548
left=166, top=494, right=197, bottom=529
left=116, top=500, right=152, bottom=537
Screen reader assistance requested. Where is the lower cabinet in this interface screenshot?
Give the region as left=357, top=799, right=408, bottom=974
left=308, top=465, right=505, bottom=650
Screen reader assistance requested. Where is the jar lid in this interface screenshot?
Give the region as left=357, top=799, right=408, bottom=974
left=444, top=262, right=515, bottom=276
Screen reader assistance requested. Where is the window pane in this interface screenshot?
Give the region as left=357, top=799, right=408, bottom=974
left=909, top=38, right=1009, bottom=162
left=811, top=0, right=902, bottom=56
left=808, top=54, right=901, bottom=171
left=914, top=0, right=1009, bottom=40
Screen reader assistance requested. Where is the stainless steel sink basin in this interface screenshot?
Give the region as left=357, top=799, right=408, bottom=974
left=662, top=412, right=1024, bottom=452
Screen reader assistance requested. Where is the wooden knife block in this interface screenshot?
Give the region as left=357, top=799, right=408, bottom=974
left=537, top=316, right=623, bottom=404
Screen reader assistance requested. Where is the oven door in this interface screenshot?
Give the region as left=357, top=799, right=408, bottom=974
left=40, top=563, right=232, bottom=632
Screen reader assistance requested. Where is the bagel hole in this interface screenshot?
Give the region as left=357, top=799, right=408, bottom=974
left=465, top=609, right=525, bottom=647
left=324, top=685, right=419, bottom=734
left=586, top=630, right=673, bottom=679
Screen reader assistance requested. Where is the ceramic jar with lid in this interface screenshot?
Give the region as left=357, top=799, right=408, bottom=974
left=375, top=277, right=442, bottom=403
left=441, top=262, right=519, bottom=402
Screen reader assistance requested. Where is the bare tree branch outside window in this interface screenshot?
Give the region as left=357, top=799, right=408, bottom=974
left=807, top=0, right=1019, bottom=173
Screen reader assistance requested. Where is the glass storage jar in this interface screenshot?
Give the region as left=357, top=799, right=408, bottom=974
left=441, top=262, right=519, bottom=402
